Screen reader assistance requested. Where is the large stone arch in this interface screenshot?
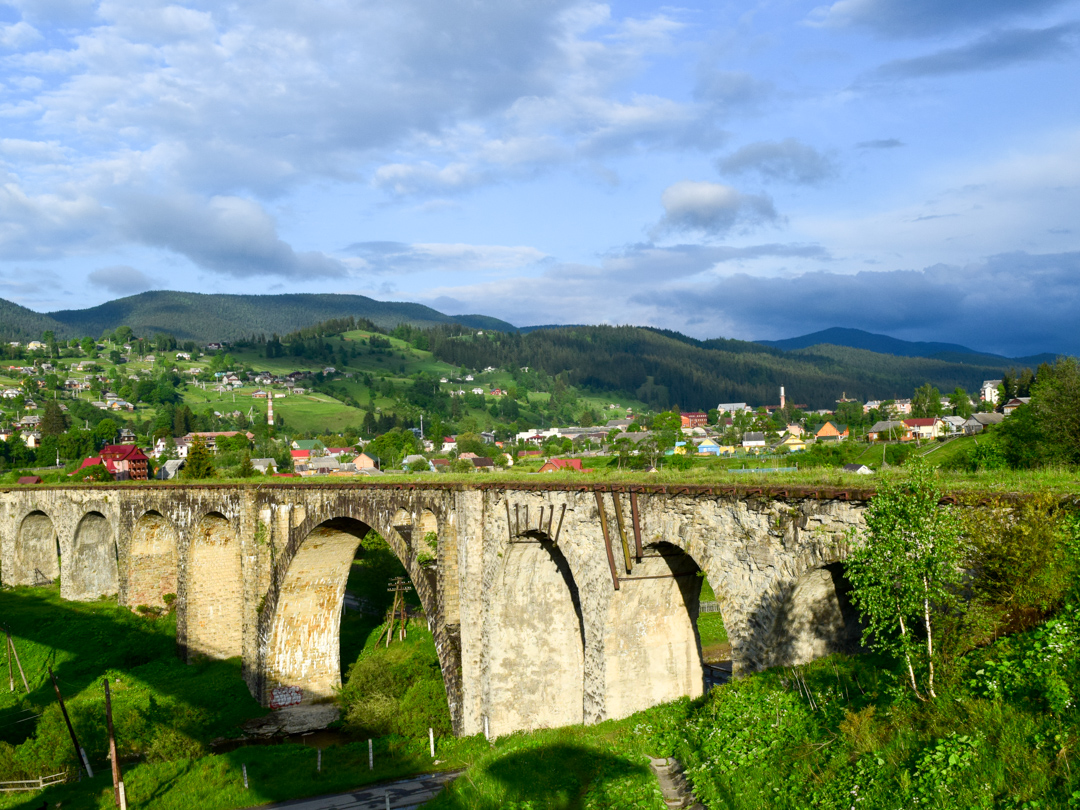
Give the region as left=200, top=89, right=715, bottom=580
left=67, top=511, right=118, bottom=601
left=186, top=512, right=243, bottom=660
left=483, top=536, right=585, bottom=738
left=262, top=517, right=369, bottom=706
left=255, top=494, right=462, bottom=728
left=760, top=560, right=863, bottom=667
left=599, top=540, right=705, bottom=721
left=13, top=510, right=59, bottom=587
left=126, top=511, right=179, bottom=610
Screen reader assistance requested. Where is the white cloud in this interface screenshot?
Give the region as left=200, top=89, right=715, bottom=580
left=0, top=21, right=42, bottom=49
left=87, top=264, right=156, bottom=294
left=120, top=193, right=348, bottom=278
left=653, top=181, right=779, bottom=237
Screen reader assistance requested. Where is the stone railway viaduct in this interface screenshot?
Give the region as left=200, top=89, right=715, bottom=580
left=0, top=482, right=871, bottom=737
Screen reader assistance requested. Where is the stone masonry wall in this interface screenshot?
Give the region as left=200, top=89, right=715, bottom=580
left=0, top=483, right=870, bottom=739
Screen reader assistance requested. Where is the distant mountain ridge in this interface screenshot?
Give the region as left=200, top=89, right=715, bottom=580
left=757, top=327, right=1059, bottom=366
left=0, top=291, right=515, bottom=344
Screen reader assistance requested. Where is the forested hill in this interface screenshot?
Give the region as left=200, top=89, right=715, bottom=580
left=758, top=326, right=1058, bottom=366
left=426, top=325, right=1033, bottom=411
left=0, top=298, right=68, bottom=343
left=0, top=292, right=515, bottom=342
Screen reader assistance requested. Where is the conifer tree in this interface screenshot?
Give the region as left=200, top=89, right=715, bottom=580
left=183, top=437, right=216, bottom=480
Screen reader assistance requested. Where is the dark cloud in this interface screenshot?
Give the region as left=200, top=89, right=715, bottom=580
left=717, top=138, right=838, bottom=185
left=635, top=251, right=1080, bottom=356
left=121, top=194, right=348, bottom=279
left=87, top=265, right=156, bottom=295
left=871, top=24, right=1080, bottom=80
left=652, top=181, right=779, bottom=237
left=811, top=0, right=1072, bottom=39
left=857, top=138, right=905, bottom=149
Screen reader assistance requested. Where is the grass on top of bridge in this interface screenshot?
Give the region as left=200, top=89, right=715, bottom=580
left=5, top=461, right=1079, bottom=500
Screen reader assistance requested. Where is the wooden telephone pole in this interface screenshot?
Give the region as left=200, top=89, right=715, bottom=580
left=383, top=577, right=412, bottom=647
left=49, top=667, right=93, bottom=780
left=104, top=678, right=126, bottom=808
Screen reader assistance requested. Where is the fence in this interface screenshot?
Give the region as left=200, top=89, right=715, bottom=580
left=0, top=773, right=66, bottom=793
left=699, top=601, right=722, bottom=614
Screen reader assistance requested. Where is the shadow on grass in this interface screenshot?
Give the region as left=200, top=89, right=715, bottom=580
left=0, top=585, right=265, bottom=780
left=429, top=742, right=651, bottom=810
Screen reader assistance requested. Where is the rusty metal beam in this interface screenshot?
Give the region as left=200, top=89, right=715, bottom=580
left=504, top=497, right=513, bottom=542
left=611, top=489, right=632, bottom=574
left=553, top=504, right=566, bottom=544
left=618, top=571, right=699, bottom=582
left=629, top=491, right=642, bottom=561
left=594, top=491, right=620, bottom=591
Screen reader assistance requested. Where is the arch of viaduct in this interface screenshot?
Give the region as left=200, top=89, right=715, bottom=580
left=0, top=482, right=869, bottom=737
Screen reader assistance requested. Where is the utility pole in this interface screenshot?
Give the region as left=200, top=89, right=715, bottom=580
left=49, top=667, right=93, bottom=779
left=104, top=679, right=125, bottom=808
left=384, top=577, right=412, bottom=646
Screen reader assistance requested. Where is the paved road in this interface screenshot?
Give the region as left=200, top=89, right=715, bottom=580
left=244, top=771, right=461, bottom=810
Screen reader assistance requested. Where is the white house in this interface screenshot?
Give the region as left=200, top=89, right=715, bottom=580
left=980, top=380, right=1002, bottom=404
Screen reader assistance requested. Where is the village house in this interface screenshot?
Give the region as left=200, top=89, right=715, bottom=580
left=980, top=380, right=1003, bottom=404
left=815, top=422, right=849, bottom=442
left=79, top=444, right=150, bottom=480
left=777, top=433, right=807, bottom=453
left=964, top=413, right=1005, bottom=435
left=538, top=458, right=587, bottom=473
left=1002, top=397, right=1031, bottom=415
left=903, top=417, right=945, bottom=440
left=680, top=412, right=708, bottom=428
left=867, top=420, right=911, bottom=441
left=742, top=431, right=766, bottom=449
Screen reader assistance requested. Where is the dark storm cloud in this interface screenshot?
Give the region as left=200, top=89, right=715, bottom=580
left=634, top=251, right=1080, bottom=356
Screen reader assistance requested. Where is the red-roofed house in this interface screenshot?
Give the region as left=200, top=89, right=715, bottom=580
left=680, top=412, right=708, bottom=428
left=78, top=444, right=150, bottom=480
left=291, top=449, right=311, bottom=461
left=539, top=458, right=588, bottom=473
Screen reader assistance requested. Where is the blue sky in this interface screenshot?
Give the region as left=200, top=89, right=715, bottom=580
left=0, top=0, right=1078, bottom=356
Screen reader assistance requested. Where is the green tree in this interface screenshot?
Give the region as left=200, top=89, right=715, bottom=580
left=911, top=383, right=942, bottom=418
left=948, top=387, right=973, bottom=419
left=40, top=400, right=69, bottom=436
left=92, top=418, right=117, bottom=447
left=183, top=437, right=217, bottom=480
left=1030, top=357, right=1080, bottom=465
left=238, top=452, right=255, bottom=478
left=847, top=458, right=962, bottom=700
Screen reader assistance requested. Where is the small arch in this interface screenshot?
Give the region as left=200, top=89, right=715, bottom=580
left=68, top=512, right=118, bottom=601
left=264, top=517, right=371, bottom=704
left=485, top=539, right=585, bottom=737
left=127, top=511, right=178, bottom=610
left=601, top=541, right=704, bottom=721
left=763, top=562, right=863, bottom=667
left=14, top=511, right=58, bottom=587
left=187, top=512, right=242, bottom=660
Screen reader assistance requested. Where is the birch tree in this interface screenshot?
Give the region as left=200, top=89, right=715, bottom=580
left=847, top=458, right=962, bottom=699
